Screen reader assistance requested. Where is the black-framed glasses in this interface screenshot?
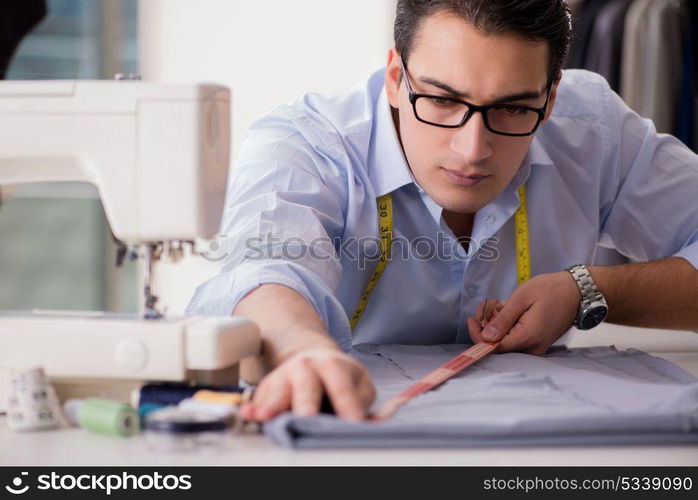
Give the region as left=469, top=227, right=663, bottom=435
left=399, top=56, right=553, bottom=137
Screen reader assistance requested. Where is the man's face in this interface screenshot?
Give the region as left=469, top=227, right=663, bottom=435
left=386, top=12, right=558, bottom=214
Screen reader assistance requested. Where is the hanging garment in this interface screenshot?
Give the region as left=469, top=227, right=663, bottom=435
left=265, top=344, right=698, bottom=449
left=566, top=0, right=610, bottom=69
left=620, top=0, right=657, bottom=111
left=584, top=0, right=634, bottom=92
left=642, top=0, right=683, bottom=134
left=676, top=1, right=695, bottom=149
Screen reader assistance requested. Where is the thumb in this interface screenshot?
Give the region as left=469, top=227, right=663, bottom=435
left=481, top=293, right=528, bottom=342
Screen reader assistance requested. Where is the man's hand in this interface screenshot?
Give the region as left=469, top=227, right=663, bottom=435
left=239, top=348, right=376, bottom=422
left=467, top=271, right=580, bottom=355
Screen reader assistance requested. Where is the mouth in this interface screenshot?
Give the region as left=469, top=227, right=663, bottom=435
left=442, top=168, right=491, bottom=187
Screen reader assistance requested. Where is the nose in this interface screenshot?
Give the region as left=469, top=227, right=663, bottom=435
left=449, top=111, right=493, bottom=165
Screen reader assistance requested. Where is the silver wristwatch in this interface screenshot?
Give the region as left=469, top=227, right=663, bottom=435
left=566, top=264, right=608, bottom=330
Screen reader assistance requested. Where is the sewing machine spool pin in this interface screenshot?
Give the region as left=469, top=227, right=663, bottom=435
left=142, top=242, right=164, bottom=320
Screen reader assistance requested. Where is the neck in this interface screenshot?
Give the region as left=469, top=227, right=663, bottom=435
left=442, top=209, right=475, bottom=240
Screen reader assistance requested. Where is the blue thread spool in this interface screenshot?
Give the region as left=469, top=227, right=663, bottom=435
left=138, top=402, right=167, bottom=421
left=133, top=384, right=244, bottom=409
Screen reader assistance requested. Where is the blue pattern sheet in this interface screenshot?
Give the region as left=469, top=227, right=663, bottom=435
left=264, top=345, right=698, bottom=449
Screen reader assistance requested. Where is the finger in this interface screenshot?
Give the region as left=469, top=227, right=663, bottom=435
left=239, top=402, right=255, bottom=420
left=475, top=300, right=487, bottom=323
left=482, top=299, right=506, bottom=326
left=467, top=316, right=485, bottom=343
left=317, top=359, right=368, bottom=422
left=353, top=370, right=377, bottom=409
left=495, top=321, right=531, bottom=353
left=501, top=302, right=557, bottom=355
left=481, top=293, right=530, bottom=342
left=290, top=359, right=324, bottom=416
left=251, top=375, right=292, bottom=421
left=495, top=301, right=549, bottom=354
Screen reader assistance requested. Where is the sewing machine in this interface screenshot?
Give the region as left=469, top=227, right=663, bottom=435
left=0, top=79, right=261, bottom=404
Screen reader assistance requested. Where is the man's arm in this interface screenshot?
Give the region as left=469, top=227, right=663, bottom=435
left=590, top=257, right=698, bottom=329
left=184, top=101, right=378, bottom=421
left=235, top=284, right=375, bottom=422
left=468, top=257, right=698, bottom=355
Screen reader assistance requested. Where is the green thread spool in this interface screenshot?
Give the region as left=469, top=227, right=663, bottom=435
left=77, top=398, right=139, bottom=437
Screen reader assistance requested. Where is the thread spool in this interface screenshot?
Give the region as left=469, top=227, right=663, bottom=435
left=138, top=402, right=167, bottom=422
left=192, top=390, right=243, bottom=406
left=63, top=398, right=139, bottom=437
left=134, top=383, right=243, bottom=408
left=178, top=398, right=237, bottom=419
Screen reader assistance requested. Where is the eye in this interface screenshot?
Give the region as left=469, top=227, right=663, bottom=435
left=429, top=96, right=457, bottom=107
left=500, top=105, right=528, bottom=115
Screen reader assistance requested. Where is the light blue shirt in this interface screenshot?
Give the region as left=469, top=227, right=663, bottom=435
left=186, top=69, right=698, bottom=351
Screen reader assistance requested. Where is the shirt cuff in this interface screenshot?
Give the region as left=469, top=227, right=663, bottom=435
left=185, top=260, right=352, bottom=351
left=673, top=239, right=698, bottom=270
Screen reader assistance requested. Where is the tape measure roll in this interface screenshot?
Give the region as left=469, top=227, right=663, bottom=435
left=6, top=367, right=65, bottom=432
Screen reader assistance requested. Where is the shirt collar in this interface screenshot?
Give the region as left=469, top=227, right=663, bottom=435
left=368, top=87, right=417, bottom=197
left=506, top=132, right=555, bottom=194
left=526, top=133, right=555, bottom=169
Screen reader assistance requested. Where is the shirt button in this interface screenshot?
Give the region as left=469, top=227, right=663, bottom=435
left=465, top=285, right=478, bottom=297
left=485, top=213, right=494, bottom=223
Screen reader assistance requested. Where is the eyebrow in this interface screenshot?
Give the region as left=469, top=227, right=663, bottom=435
left=418, top=76, right=544, bottom=104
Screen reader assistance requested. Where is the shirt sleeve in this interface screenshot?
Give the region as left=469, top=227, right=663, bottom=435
left=185, top=105, right=353, bottom=351
left=597, top=79, right=698, bottom=270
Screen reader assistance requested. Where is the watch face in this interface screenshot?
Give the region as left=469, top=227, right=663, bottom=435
left=579, top=304, right=608, bottom=330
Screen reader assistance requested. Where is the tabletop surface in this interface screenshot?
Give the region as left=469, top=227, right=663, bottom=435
left=2, top=324, right=698, bottom=466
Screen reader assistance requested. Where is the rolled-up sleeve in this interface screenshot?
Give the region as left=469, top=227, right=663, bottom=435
left=185, top=106, right=353, bottom=351
left=598, top=81, right=698, bottom=270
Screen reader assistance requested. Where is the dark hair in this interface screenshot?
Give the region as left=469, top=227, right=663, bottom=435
left=394, top=0, right=572, bottom=81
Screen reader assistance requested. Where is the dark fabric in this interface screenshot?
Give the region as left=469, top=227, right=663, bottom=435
left=676, top=1, right=695, bottom=149
left=566, top=0, right=609, bottom=69
left=0, top=0, right=47, bottom=79
left=584, top=0, right=634, bottom=91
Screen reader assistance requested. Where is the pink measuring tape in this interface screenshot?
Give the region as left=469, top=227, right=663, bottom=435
left=372, top=300, right=505, bottom=420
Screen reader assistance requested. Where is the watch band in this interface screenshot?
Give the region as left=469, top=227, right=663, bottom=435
left=567, top=264, right=604, bottom=305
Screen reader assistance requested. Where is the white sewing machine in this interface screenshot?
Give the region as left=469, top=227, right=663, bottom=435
left=0, top=79, right=260, bottom=404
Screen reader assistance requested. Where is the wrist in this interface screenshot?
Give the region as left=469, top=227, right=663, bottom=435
left=269, top=329, right=341, bottom=366
left=565, top=264, right=609, bottom=330
left=586, top=265, right=609, bottom=298
left=241, top=329, right=339, bottom=384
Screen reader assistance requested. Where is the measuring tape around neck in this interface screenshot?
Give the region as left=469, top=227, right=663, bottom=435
left=514, top=184, right=531, bottom=284
left=348, top=193, right=394, bottom=330
left=350, top=185, right=530, bottom=329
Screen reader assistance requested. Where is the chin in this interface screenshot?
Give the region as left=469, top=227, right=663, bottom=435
left=430, top=188, right=488, bottom=214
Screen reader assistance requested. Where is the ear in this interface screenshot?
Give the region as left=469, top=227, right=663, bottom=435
left=542, top=76, right=561, bottom=123
left=385, top=47, right=402, bottom=109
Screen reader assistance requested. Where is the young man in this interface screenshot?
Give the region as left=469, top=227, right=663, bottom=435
left=187, top=0, right=698, bottom=422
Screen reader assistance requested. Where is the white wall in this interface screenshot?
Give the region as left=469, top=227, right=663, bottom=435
left=138, top=0, right=396, bottom=314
